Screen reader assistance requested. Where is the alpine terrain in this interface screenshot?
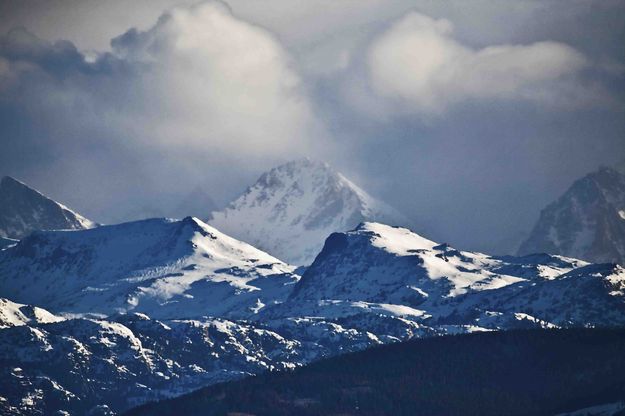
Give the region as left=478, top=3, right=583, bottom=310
left=0, top=176, right=96, bottom=240
left=210, top=159, right=407, bottom=265
left=519, top=167, right=625, bottom=265
left=0, top=216, right=298, bottom=320
left=2, top=219, right=625, bottom=414
left=0, top=1, right=622, bottom=415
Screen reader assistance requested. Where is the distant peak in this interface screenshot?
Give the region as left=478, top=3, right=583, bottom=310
left=291, top=156, right=313, bottom=165
left=254, top=158, right=339, bottom=191
left=354, top=221, right=392, bottom=233
left=518, top=165, right=625, bottom=265
left=210, top=159, right=411, bottom=265
left=0, top=175, right=96, bottom=239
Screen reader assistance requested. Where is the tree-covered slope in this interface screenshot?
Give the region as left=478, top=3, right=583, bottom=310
left=126, top=328, right=625, bottom=416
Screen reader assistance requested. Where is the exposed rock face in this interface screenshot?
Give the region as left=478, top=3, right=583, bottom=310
left=519, top=167, right=625, bottom=265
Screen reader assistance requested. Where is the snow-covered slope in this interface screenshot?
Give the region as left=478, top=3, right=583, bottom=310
left=210, top=159, right=407, bottom=265
left=291, top=222, right=525, bottom=303
left=0, top=176, right=96, bottom=239
left=455, top=262, right=625, bottom=327
left=278, top=222, right=625, bottom=328
left=519, top=167, right=625, bottom=265
left=0, top=217, right=298, bottom=319
left=0, top=298, right=64, bottom=328
left=4, top=221, right=625, bottom=415
left=0, top=312, right=303, bottom=415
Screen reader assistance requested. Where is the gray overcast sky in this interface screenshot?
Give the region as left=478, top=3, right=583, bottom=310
left=1, top=0, right=624, bottom=254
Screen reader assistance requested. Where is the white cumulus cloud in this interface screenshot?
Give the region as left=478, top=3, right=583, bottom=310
left=108, top=1, right=318, bottom=155
left=367, top=12, right=594, bottom=115
left=0, top=1, right=326, bottom=218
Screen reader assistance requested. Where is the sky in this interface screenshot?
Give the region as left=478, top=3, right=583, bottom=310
left=0, top=0, right=624, bottom=254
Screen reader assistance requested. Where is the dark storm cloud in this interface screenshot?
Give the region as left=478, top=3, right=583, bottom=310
left=0, top=0, right=623, bottom=253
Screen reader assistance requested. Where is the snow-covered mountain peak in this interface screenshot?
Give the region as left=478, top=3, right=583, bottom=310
left=0, top=217, right=298, bottom=319
left=290, top=222, right=528, bottom=304
left=354, top=222, right=439, bottom=254
left=2, top=175, right=32, bottom=190
left=0, top=175, right=96, bottom=239
left=210, top=159, right=408, bottom=265
left=251, top=221, right=625, bottom=338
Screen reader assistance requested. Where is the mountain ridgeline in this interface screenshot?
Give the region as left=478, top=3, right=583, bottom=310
left=0, top=216, right=298, bottom=320
left=519, top=167, right=625, bottom=265
left=1, top=217, right=625, bottom=414
left=1, top=161, right=625, bottom=415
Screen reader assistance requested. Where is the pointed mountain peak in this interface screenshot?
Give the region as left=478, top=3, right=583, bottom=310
left=519, top=167, right=625, bottom=265
left=0, top=176, right=96, bottom=239
left=586, top=166, right=623, bottom=184
left=181, top=215, right=204, bottom=228
left=210, top=159, right=409, bottom=265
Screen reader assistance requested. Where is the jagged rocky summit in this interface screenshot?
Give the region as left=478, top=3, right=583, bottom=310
left=210, top=159, right=407, bottom=265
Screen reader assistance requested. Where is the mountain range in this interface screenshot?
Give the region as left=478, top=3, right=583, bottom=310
left=1, top=161, right=625, bottom=415
left=1, top=216, right=624, bottom=414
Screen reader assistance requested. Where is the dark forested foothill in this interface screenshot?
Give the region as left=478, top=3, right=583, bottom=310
left=126, top=328, right=625, bottom=416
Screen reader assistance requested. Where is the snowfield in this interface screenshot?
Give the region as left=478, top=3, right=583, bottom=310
left=0, top=217, right=298, bottom=320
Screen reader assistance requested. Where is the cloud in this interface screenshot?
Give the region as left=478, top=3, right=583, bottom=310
left=104, top=1, right=319, bottom=154
left=366, top=12, right=598, bottom=115
left=0, top=1, right=324, bottom=219
left=0, top=1, right=320, bottom=157
left=0, top=1, right=623, bottom=254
